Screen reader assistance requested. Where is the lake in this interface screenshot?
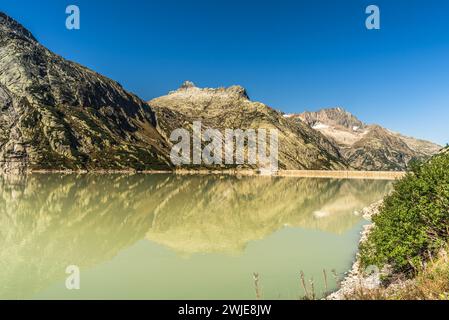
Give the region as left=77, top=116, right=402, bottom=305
left=0, top=174, right=392, bottom=300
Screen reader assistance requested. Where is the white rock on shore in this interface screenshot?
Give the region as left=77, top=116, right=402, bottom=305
left=327, top=201, right=385, bottom=300
left=361, top=200, right=383, bottom=221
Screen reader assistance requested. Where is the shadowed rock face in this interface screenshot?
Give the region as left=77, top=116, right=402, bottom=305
left=0, top=12, right=172, bottom=173
left=294, top=108, right=441, bottom=171
left=0, top=174, right=391, bottom=298
left=149, top=82, right=348, bottom=170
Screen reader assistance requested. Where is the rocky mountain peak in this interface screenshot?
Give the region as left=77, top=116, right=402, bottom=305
left=167, top=82, right=250, bottom=101
left=299, top=107, right=366, bottom=131
left=0, top=12, right=37, bottom=43
left=149, top=82, right=348, bottom=171
left=226, top=85, right=249, bottom=99
left=293, top=107, right=441, bottom=171
left=179, top=80, right=196, bottom=89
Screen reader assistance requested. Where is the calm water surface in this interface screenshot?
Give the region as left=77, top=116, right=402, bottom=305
left=0, top=174, right=392, bottom=300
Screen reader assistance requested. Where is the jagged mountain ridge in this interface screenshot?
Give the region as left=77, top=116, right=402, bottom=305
left=0, top=12, right=172, bottom=173
left=0, top=12, right=441, bottom=172
left=149, top=81, right=348, bottom=170
left=293, top=108, right=442, bottom=171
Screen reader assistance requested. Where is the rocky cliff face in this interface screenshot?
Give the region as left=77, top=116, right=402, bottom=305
left=149, top=82, right=348, bottom=170
left=0, top=12, right=172, bottom=173
left=294, top=108, right=441, bottom=171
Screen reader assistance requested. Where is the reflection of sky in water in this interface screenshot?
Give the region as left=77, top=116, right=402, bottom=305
left=0, top=174, right=392, bottom=300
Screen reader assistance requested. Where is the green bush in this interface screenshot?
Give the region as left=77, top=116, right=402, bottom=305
left=360, top=151, right=449, bottom=275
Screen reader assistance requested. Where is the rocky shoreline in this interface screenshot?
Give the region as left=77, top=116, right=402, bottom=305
left=327, top=201, right=385, bottom=300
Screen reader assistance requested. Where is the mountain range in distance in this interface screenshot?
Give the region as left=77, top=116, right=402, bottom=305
left=0, top=12, right=443, bottom=173
left=289, top=108, right=442, bottom=171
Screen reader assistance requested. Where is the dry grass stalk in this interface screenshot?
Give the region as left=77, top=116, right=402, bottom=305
left=309, top=278, right=316, bottom=300
left=322, top=269, right=329, bottom=293
left=299, top=271, right=309, bottom=299
left=253, top=272, right=261, bottom=300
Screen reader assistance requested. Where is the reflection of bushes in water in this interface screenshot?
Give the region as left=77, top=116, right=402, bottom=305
left=0, top=174, right=392, bottom=299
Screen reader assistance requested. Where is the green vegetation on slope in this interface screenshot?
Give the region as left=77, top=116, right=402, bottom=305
left=346, top=247, right=449, bottom=300
left=360, top=150, right=449, bottom=275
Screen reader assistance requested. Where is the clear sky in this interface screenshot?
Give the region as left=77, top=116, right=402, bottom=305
left=1, top=0, right=448, bottom=145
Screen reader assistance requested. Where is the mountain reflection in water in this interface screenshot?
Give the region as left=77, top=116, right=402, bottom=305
left=0, top=174, right=392, bottom=299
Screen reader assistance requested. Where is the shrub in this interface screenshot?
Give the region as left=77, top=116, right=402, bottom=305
left=346, top=247, right=449, bottom=300
left=360, top=152, right=449, bottom=274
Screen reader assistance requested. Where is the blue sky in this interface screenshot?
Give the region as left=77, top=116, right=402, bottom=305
left=1, top=0, right=448, bottom=145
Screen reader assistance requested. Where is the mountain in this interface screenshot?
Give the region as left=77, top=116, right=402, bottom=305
left=0, top=12, right=172, bottom=173
left=148, top=81, right=348, bottom=170
left=293, top=108, right=441, bottom=171
left=1, top=12, right=440, bottom=173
